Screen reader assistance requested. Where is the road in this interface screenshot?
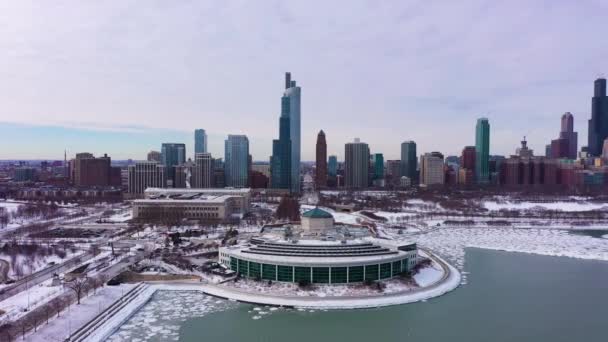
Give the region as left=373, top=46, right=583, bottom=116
left=0, top=252, right=94, bottom=302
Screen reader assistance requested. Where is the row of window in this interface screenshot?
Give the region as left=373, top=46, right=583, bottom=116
left=229, top=256, right=414, bottom=284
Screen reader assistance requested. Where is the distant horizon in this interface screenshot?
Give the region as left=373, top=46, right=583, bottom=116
left=1, top=1, right=607, bottom=160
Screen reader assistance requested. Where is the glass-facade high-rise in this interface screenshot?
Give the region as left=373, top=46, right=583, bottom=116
left=194, top=129, right=207, bottom=154
left=372, top=153, right=384, bottom=180
left=161, top=143, right=186, bottom=186
left=270, top=72, right=301, bottom=193
left=588, top=78, right=608, bottom=156
left=224, top=135, right=249, bottom=188
left=271, top=111, right=291, bottom=190
left=400, top=141, right=417, bottom=183
left=475, top=118, right=490, bottom=184
left=328, top=156, right=338, bottom=178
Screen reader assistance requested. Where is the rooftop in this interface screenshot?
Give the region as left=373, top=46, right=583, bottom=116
left=145, top=187, right=251, bottom=195
left=302, top=207, right=333, bottom=219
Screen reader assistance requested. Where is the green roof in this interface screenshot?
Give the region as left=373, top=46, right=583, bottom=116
left=302, top=208, right=333, bottom=219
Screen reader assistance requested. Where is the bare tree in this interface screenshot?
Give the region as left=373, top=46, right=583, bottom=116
left=64, top=277, right=90, bottom=304
left=50, top=297, right=65, bottom=318
left=18, top=320, right=28, bottom=341
left=0, top=324, right=14, bottom=342
left=42, top=303, right=53, bottom=325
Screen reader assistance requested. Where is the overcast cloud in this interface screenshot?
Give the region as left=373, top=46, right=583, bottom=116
left=1, top=0, right=607, bottom=160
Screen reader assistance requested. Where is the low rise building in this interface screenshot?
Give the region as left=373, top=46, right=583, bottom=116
left=219, top=208, right=419, bottom=284
left=132, top=188, right=252, bottom=222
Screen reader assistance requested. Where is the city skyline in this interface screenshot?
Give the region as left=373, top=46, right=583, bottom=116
left=1, top=1, right=608, bottom=160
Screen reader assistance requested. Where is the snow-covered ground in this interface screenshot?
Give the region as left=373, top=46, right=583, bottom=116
left=0, top=249, right=82, bottom=279
left=0, top=278, right=64, bottom=322
left=413, top=263, right=443, bottom=287
left=483, top=200, right=608, bottom=212
left=374, top=211, right=418, bottom=222
left=107, top=211, right=132, bottom=222
left=0, top=201, right=23, bottom=213
left=24, top=284, right=135, bottom=342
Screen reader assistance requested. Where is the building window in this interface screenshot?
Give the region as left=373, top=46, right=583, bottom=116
left=312, top=267, right=330, bottom=284
left=364, top=264, right=379, bottom=281
left=330, top=267, right=348, bottom=284
left=380, top=263, right=392, bottom=279
left=294, top=267, right=311, bottom=283
left=277, top=265, right=293, bottom=282
left=348, top=266, right=364, bottom=283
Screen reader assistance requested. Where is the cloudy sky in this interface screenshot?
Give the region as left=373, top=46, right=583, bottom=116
left=1, top=0, right=607, bottom=161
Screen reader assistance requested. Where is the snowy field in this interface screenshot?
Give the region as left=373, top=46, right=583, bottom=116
left=0, top=201, right=23, bottom=213
left=483, top=200, right=608, bottom=212
left=0, top=249, right=82, bottom=279
left=0, top=278, right=64, bottom=322
left=24, top=284, right=135, bottom=342
left=374, top=211, right=418, bottom=222
left=108, top=211, right=132, bottom=222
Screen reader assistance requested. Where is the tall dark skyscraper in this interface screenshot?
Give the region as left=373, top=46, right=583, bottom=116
left=588, top=78, right=608, bottom=156
left=270, top=101, right=292, bottom=189
left=161, top=143, right=186, bottom=186
left=550, top=112, right=578, bottom=159
left=475, top=118, right=490, bottom=184
left=271, top=72, right=301, bottom=193
left=345, top=138, right=370, bottom=189
left=315, top=130, right=327, bottom=188
left=400, top=141, right=417, bottom=182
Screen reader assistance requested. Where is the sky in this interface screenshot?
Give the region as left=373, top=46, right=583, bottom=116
left=1, top=0, right=607, bottom=161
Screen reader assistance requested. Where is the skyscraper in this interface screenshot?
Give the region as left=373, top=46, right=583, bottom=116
left=372, top=153, right=384, bottom=187
left=419, top=153, right=444, bottom=186
left=284, top=72, right=301, bottom=193
left=588, top=78, right=608, bottom=156
left=195, top=129, right=207, bottom=154
left=270, top=106, right=291, bottom=190
left=328, top=156, right=338, bottom=178
left=315, top=130, right=327, bottom=188
left=550, top=112, right=578, bottom=159
left=386, top=159, right=401, bottom=186
left=194, top=152, right=213, bottom=188
left=270, top=72, right=301, bottom=193
left=461, top=146, right=476, bottom=170
left=128, top=161, right=167, bottom=194
left=72, top=153, right=112, bottom=187
left=161, top=143, right=186, bottom=186
left=475, top=118, right=490, bottom=184
left=345, top=138, right=370, bottom=189
left=224, top=135, right=249, bottom=188
left=400, top=141, right=417, bottom=183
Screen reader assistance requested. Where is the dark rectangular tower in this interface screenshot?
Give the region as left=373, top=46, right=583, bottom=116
left=588, top=78, right=608, bottom=156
